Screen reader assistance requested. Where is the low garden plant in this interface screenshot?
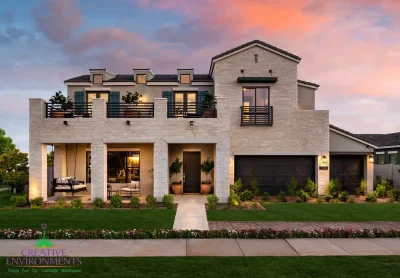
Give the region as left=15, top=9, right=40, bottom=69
left=110, top=195, right=123, bottom=208
left=146, top=195, right=157, bottom=209
left=338, top=191, right=349, bottom=202
left=250, top=178, right=260, bottom=196
left=286, top=176, right=297, bottom=196
left=296, top=190, right=309, bottom=203
left=262, top=192, right=270, bottom=202
left=366, top=192, right=378, bottom=203
left=305, top=177, right=317, bottom=197
left=277, top=191, right=287, bottom=203
left=326, top=178, right=340, bottom=198
left=376, top=184, right=386, bottom=198
left=240, top=189, right=253, bottom=202
left=162, top=194, right=174, bottom=209
left=228, top=192, right=241, bottom=206
left=9, top=194, right=28, bottom=207
left=70, top=199, right=83, bottom=209
left=55, top=197, right=66, bottom=208
left=207, top=194, right=219, bottom=210
left=30, top=197, right=44, bottom=208
left=93, top=197, right=105, bottom=208
left=130, top=196, right=140, bottom=208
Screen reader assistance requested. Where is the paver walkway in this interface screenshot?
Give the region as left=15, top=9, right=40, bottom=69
left=173, top=195, right=209, bottom=230
left=2, top=238, right=400, bottom=256
left=209, top=221, right=400, bottom=231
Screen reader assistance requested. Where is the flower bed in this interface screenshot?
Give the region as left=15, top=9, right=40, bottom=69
left=2, top=228, right=400, bottom=240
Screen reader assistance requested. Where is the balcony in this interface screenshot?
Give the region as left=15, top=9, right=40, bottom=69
left=107, top=103, right=154, bottom=118
left=240, top=106, right=273, bottom=126
left=167, top=102, right=217, bottom=118
left=46, top=102, right=92, bottom=118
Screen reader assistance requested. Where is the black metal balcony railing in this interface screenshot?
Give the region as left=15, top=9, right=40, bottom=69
left=46, top=103, right=92, bottom=118
left=240, top=106, right=273, bottom=126
left=167, top=102, right=217, bottom=118
left=107, top=103, right=154, bottom=118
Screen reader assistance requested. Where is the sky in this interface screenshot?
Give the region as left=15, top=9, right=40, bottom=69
left=1, top=0, right=400, bottom=152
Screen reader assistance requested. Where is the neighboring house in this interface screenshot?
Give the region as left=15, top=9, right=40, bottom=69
left=29, top=40, right=375, bottom=202
left=355, top=133, right=400, bottom=165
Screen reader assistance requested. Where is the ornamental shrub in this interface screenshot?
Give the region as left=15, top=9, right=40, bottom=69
left=130, top=196, right=140, bottom=208
left=387, top=189, right=400, bottom=202
left=326, top=178, right=340, bottom=198
left=338, top=191, right=349, bottom=202
left=9, top=195, right=28, bottom=207
left=359, top=179, right=367, bottom=195
left=305, top=177, right=317, bottom=197
left=376, top=184, right=386, bottom=198
left=240, top=189, right=253, bottom=202
left=323, top=194, right=333, bottom=202
left=297, top=190, right=309, bottom=203
left=93, top=197, right=105, bottom=208
left=330, top=198, right=339, bottom=203
left=277, top=190, right=287, bottom=202
left=70, top=199, right=83, bottom=209
left=207, top=194, right=218, bottom=210
left=287, top=176, right=298, bottom=196
left=30, top=197, right=44, bottom=208
left=110, top=195, right=123, bottom=208
left=250, top=178, right=260, bottom=196
left=262, top=192, right=270, bottom=202
left=162, top=194, right=174, bottom=209
left=317, top=197, right=324, bottom=203
left=146, top=195, right=157, bottom=209
left=55, top=197, right=66, bottom=208
left=228, top=192, right=241, bottom=206
left=366, top=192, right=377, bottom=203
left=348, top=197, right=355, bottom=203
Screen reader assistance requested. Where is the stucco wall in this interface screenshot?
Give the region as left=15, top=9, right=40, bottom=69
left=330, top=130, right=371, bottom=153
left=297, top=85, right=315, bottom=110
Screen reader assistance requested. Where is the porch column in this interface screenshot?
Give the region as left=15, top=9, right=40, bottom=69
left=29, top=143, right=47, bottom=201
left=366, top=155, right=374, bottom=192
left=317, top=153, right=330, bottom=195
left=54, top=145, right=67, bottom=178
left=153, top=141, right=168, bottom=201
left=215, top=141, right=230, bottom=203
left=91, top=141, right=107, bottom=200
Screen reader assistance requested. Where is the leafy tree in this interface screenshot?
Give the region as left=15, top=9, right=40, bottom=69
left=0, top=128, right=15, bottom=155
left=47, top=150, right=54, bottom=167
left=0, top=149, right=29, bottom=193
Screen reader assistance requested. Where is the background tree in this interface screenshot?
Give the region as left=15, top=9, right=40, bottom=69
left=47, top=150, right=54, bottom=167
left=0, top=149, right=29, bottom=193
left=0, top=128, right=15, bottom=155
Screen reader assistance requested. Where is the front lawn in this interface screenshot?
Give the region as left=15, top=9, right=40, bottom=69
left=1, top=257, right=399, bottom=277
left=0, top=209, right=176, bottom=230
left=0, top=189, right=11, bottom=207
left=207, top=203, right=400, bottom=222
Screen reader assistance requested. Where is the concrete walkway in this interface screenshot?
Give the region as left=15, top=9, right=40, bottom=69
left=173, top=195, right=209, bottom=230
left=209, top=221, right=400, bottom=231
left=2, top=238, right=400, bottom=257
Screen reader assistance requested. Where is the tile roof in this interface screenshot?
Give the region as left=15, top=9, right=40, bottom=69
left=298, top=79, right=320, bottom=88
left=330, top=124, right=400, bottom=148
left=211, top=40, right=301, bottom=62
left=64, top=75, right=90, bottom=82
left=106, top=74, right=134, bottom=82
left=65, top=74, right=213, bottom=83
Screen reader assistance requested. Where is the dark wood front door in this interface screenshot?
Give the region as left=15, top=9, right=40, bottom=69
left=183, top=152, right=201, bottom=193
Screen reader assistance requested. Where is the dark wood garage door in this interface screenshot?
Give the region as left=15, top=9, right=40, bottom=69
left=330, top=155, right=364, bottom=194
left=234, top=156, right=316, bottom=196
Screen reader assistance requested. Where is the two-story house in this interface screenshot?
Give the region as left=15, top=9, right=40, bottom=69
left=29, top=40, right=375, bottom=202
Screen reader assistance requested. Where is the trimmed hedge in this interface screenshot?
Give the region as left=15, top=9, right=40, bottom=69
left=1, top=228, right=400, bottom=240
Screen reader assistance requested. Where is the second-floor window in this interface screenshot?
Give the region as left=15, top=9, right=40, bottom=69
left=137, top=74, right=146, bottom=84
left=389, top=153, right=398, bottom=165
left=377, top=154, right=385, bottom=165
left=93, top=74, right=103, bottom=84
left=180, top=74, right=190, bottom=84
left=242, top=87, right=270, bottom=107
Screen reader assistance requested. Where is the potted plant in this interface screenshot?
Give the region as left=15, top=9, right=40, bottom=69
left=169, top=157, right=183, bottom=194
left=200, top=157, right=214, bottom=194
left=49, top=91, right=73, bottom=118
left=122, top=91, right=142, bottom=118
left=202, top=92, right=217, bottom=118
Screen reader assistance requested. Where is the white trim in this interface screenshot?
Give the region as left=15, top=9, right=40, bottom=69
left=64, top=82, right=91, bottom=86
left=173, top=87, right=199, bottom=91
left=233, top=151, right=319, bottom=156
left=183, top=149, right=202, bottom=152
left=103, top=82, right=136, bottom=86
left=376, top=145, right=400, bottom=149
left=191, top=82, right=214, bottom=86
left=376, top=152, right=385, bottom=154
left=84, top=87, right=111, bottom=91
left=298, top=82, right=318, bottom=90
left=329, top=128, right=377, bottom=148
left=210, top=42, right=301, bottom=75
left=388, top=151, right=398, bottom=154
left=147, top=82, right=180, bottom=86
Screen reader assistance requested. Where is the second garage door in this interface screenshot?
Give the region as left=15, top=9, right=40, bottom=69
left=234, top=156, right=316, bottom=195
left=330, top=155, right=364, bottom=194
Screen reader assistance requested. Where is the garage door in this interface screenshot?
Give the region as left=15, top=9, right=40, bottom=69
left=330, top=155, right=364, bottom=194
left=234, top=156, right=316, bottom=195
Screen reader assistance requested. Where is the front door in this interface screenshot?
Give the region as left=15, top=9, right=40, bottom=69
left=183, top=152, right=201, bottom=193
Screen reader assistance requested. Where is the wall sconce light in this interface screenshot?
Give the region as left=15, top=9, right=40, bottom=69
left=243, top=87, right=247, bottom=91
left=126, top=120, right=130, bottom=125
left=139, top=96, right=143, bottom=102
left=189, top=120, right=194, bottom=126
left=321, top=155, right=327, bottom=164
left=368, top=155, right=374, bottom=163
left=63, top=121, right=68, bottom=126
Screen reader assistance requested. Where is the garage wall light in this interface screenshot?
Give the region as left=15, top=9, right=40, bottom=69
left=321, top=155, right=328, bottom=164
left=368, top=155, right=374, bottom=163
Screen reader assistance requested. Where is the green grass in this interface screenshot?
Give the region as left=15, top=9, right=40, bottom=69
left=0, top=189, right=11, bottom=207
left=1, top=257, right=400, bottom=277
left=0, top=209, right=176, bottom=230
left=207, top=203, right=400, bottom=222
